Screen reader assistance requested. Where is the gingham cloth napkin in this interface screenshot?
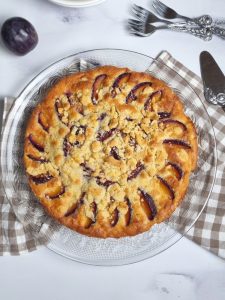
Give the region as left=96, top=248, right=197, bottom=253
left=0, top=51, right=225, bottom=257
left=0, top=98, right=44, bottom=254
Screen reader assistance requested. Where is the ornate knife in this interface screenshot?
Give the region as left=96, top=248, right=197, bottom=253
left=200, top=51, right=225, bottom=109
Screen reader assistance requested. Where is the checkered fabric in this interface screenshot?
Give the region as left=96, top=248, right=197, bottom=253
left=0, top=98, right=41, bottom=254
left=155, top=51, right=225, bottom=259
left=0, top=51, right=224, bottom=257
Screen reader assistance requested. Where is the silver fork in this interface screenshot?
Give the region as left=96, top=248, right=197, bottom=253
left=152, top=0, right=212, bottom=26
left=130, top=5, right=211, bottom=40
left=128, top=19, right=212, bottom=41
left=132, top=4, right=177, bottom=25
left=147, top=0, right=225, bottom=40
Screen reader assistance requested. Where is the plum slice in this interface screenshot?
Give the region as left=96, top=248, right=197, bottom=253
left=74, top=125, right=86, bottom=147
left=28, top=134, right=44, bottom=152
left=74, top=125, right=86, bottom=136
left=126, top=82, right=152, bottom=104
left=63, top=137, right=72, bottom=157
left=80, top=163, right=94, bottom=178
left=111, top=207, right=119, bottom=227
left=38, top=112, right=49, bottom=132
left=98, top=112, right=107, bottom=121
left=156, top=175, right=175, bottom=200
left=158, top=112, right=171, bottom=119
left=66, top=92, right=84, bottom=115
left=65, top=92, right=72, bottom=103
left=110, top=146, right=121, bottom=160
left=85, top=202, right=98, bottom=228
left=30, top=173, right=53, bottom=184
left=125, top=197, right=132, bottom=226
left=127, top=161, right=145, bottom=181
left=64, top=203, right=78, bottom=218
left=64, top=192, right=85, bottom=217
left=96, top=177, right=115, bottom=188
left=163, top=139, right=191, bottom=149
left=55, top=100, right=68, bottom=126
left=158, top=119, right=187, bottom=131
left=167, top=162, right=183, bottom=180
left=144, top=90, right=162, bottom=110
left=91, top=202, right=97, bottom=221
left=119, top=130, right=127, bottom=138
left=97, top=128, right=117, bottom=142
left=138, top=189, right=157, bottom=220
left=55, top=100, right=63, bottom=123
left=129, top=136, right=138, bottom=151
left=126, top=117, right=134, bottom=122
left=27, top=154, right=48, bottom=163
left=46, top=186, right=66, bottom=199
left=63, top=125, right=86, bottom=156
left=91, top=74, right=107, bottom=105
left=111, top=72, right=131, bottom=97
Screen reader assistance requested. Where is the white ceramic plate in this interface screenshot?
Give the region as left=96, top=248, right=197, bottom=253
left=49, top=0, right=106, bottom=8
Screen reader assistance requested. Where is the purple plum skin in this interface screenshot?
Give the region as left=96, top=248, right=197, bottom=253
left=111, top=208, right=119, bottom=227
left=1, top=17, right=38, bottom=56
left=127, top=161, right=145, bottom=181
left=91, top=74, right=107, bottom=104
left=30, top=173, right=53, bottom=184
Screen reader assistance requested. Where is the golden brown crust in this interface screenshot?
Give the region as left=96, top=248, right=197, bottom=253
left=24, top=66, right=198, bottom=238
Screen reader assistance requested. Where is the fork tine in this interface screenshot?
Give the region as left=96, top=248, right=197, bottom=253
left=132, top=4, right=148, bottom=19
left=152, top=2, right=165, bottom=16
left=129, top=24, right=143, bottom=31
left=132, top=29, right=153, bottom=37
left=128, top=23, right=144, bottom=33
left=154, top=0, right=166, bottom=11
left=153, top=0, right=166, bottom=13
left=132, top=4, right=148, bottom=16
left=134, top=32, right=148, bottom=37
left=131, top=28, right=149, bottom=37
left=127, top=24, right=154, bottom=37
left=128, top=20, right=146, bottom=31
left=128, top=19, right=144, bottom=27
left=132, top=9, right=142, bottom=19
left=128, top=25, right=145, bottom=36
left=132, top=3, right=143, bottom=13
left=131, top=32, right=146, bottom=37
left=152, top=1, right=163, bottom=11
left=131, top=7, right=145, bottom=20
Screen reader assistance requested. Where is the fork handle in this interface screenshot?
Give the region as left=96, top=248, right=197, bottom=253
left=175, top=14, right=212, bottom=27
left=214, top=19, right=225, bottom=26
left=168, top=24, right=212, bottom=41
left=187, top=15, right=213, bottom=26
left=212, top=26, right=225, bottom=39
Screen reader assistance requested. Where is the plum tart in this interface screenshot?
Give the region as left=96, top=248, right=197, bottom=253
left=24, top=66, right=198, bottom=238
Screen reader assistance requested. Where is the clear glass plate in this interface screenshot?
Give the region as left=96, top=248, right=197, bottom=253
left=1, top=49, right=217, bottom=265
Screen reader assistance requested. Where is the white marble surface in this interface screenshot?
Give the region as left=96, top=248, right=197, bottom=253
left=0, top=0, right=225, bottom=299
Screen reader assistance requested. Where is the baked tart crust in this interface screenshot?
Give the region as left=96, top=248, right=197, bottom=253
left=24, top=66, right=198, bottom=238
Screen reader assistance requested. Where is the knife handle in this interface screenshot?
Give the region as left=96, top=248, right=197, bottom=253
left=212, top=26, right=225, bottom=39
left=204, top=88, right=225, bottom=107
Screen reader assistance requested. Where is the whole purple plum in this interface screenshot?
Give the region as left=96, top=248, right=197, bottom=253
left=1, top=17, right=38, bottom=55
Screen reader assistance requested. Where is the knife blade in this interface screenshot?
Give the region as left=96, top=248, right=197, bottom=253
left=200, top=51, right=225, bottom=107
